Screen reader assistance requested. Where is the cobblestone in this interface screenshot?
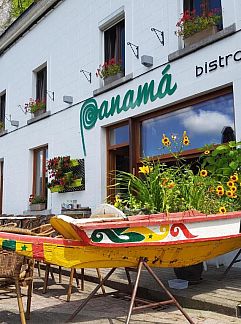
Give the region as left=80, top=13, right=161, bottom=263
left=0, top=271, right=241, bottom=324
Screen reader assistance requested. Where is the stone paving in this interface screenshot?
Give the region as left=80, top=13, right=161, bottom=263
left=1, top=270, right=241, bottom=324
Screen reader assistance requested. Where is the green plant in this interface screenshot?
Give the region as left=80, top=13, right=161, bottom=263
left=176, top=9, right=221, bottom=39
left=110, top=133, right=241, bottom=215
left=0, top=121, right=4, bottom=131
left=29, top=194, right=46, bottom=205
left=47, top=156, right=82, bottom=191
left=11, top=0, right=37, bottom=18
left=25, top=98, right=46, bottom=114
left=96, top=58, right=122, bottom=79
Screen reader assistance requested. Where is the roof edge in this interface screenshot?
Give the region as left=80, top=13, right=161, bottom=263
left=0, top=0, right=64, bottom=55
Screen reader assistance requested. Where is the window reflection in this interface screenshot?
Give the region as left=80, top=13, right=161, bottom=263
left=109, top=124, right=129, bottom=146
left=141, top=93, right=235, bottom=157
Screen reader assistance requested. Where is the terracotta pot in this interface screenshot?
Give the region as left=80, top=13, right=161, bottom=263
left=184, top=25, right=218, bottom=47
left=174, top=262, right=204, bottom=284
left=104, top=72, right=124, bottom=86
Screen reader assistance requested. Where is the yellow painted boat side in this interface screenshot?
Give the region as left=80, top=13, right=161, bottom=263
left=1, top=235, right=241, bottom=268
left=50, top=218, right=82, bottom=240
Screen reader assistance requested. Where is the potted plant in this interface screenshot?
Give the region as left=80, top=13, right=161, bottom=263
left=96, top=58, right=123, bottom=85
left=0, top=121, right=4, bottom=134
left=29, top=194, right=46, bottom=211
left=25, top=98, right=46, bottom=117
left=176, top=8, right=221, bottom=47
left=110, top=133, right=241, bottom=282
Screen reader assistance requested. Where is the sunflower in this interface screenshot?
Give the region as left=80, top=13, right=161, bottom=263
left=216, top=185, right=224, bottom=191
left=226, top=190, right=233, bottom=198
left=230, top=174, right=238, bottom=182
left=204, top=150, right=210, bottom=155
left=162, top=134, right=171, bottom=146
left=230, top=185, right=237, bottom=193
left=216, top=190, right=224, bottom=196
left=219, top=206, right=226, bottom=214
left=227, top=180, right=234, bottom=187
left=183, top=138, right=190, bottom=146
left=200, top=169, right=208, bottom=177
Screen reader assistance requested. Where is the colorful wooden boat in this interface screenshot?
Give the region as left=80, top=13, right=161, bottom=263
left=1, top=210, right=241, bottom=269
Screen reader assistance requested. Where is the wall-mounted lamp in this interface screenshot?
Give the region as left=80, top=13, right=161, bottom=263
left=10, top=120, right=19, bottom=127
left=63, top=96, right=73, bottom=104
left=80, top=69, right=91, bottom=83
left=141, top=55, right=153, bottom=67
left=5, top=114, right=19, bottom=127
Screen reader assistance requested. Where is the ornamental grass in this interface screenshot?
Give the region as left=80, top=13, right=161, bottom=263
left=110, top=133, right=241, bottom=215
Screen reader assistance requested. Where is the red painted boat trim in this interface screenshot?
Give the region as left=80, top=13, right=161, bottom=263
left=0, top=232, right=86, bottom=246
left=72, top=211, right=241, bottom=230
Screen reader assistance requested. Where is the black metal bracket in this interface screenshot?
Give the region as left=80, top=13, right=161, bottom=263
left=127, top=42, right=139, bottom=59
left=80, top=69, right=92, bottom=83
left=46, top=90, right=55, bottom=101
left=18, top=104, right=28, bottom=114
left=151, top=28, right=164, bottom=46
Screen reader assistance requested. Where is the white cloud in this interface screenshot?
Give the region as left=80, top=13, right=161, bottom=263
left=181, top=110, right=234, bottom=134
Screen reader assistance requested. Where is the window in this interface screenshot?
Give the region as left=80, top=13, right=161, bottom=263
left=104, top=19, right=125, bottom=74
left=32, top=146, right=48, bottom=203
left=184, top=0, right=223, bottom=30
left=107, top=123, right=130, bottom=197
left=106, top=88, right=234, bottom=184
left=141, top=93, right=234, bottom=157
left=0, top=92, right=6, bottom=130
left=36, top=66, right=47, bottom=110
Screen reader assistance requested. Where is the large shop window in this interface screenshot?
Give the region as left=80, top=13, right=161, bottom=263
left=184, top=0, right=223, bottom=30
left=106, top=89, right=235, bottom=189
left=32, top=146, right=48, bottom=202
left=104, top=19, right=125, bottom=74
left=141, top=93, right=234, bottom=157
left=0, top=92, right=6, bottom=129
left=36, top=66, right=47, bottom=109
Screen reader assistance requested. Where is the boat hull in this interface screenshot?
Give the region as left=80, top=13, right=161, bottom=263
left=0, top=232, right=241, bottom=268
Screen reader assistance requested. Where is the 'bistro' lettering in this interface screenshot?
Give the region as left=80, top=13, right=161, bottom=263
left=80, top=64, right=177, bottom=156
left=196, top=50, right=241, bottom=77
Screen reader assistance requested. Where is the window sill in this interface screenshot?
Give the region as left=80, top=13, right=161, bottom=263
left=168, top=24, right=236, bottom=62
left=93, top=73, right=133, bottom=97
left=23, top=209, right=52, bottom=216
left=27, top=111, right=51, bottom=125
left=0, top=130, right=8, bottom=137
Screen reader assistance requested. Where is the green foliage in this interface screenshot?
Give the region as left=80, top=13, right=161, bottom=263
left=11, top=0, right=36, bottom=18
left=201, top=142, right=241, bottom=180
left=109, top=134, right=241, bottom=215
left=176, top=10, right=221, bottom=39
left=29, top=195, right=46, bottom=204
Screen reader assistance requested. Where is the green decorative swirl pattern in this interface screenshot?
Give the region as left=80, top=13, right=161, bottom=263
left=91, top=228, right=145, bottom=243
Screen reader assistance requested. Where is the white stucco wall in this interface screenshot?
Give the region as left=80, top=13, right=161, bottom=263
left=0, top=0, right=240, bottom=223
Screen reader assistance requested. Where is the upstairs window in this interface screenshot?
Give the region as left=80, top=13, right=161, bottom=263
left=36, top=66, right=47, bottom=109
left=104, top=19, right=125, bottom=75
left=0, top=92, right=6, bottom=131
left=184, top=0, right=223, bottom=30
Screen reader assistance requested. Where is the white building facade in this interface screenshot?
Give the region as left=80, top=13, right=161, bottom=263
left=0, top=0, right=241, bottom=250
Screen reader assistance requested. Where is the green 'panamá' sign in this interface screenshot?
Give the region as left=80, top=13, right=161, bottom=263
left=80, top=64, right=177, bottom=156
